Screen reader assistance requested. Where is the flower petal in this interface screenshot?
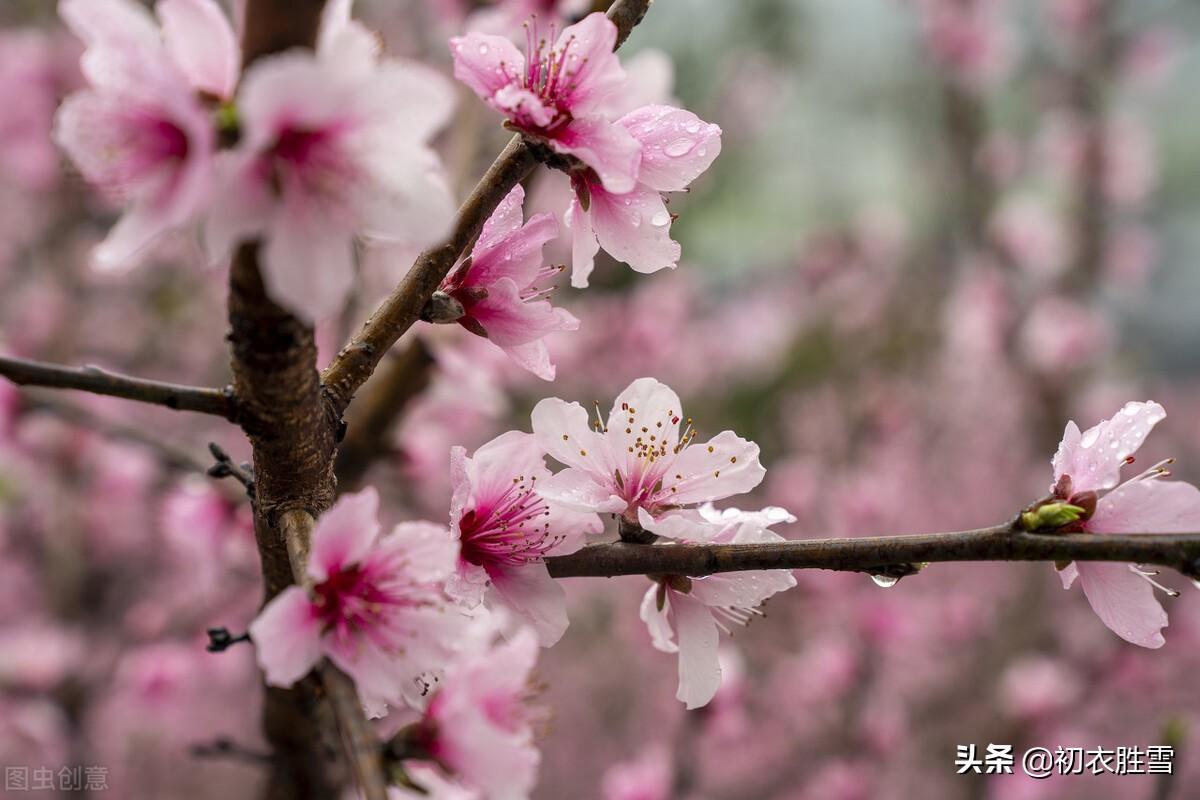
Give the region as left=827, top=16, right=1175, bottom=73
left=666, top=431, right=766, bottom=505
left=260, top=197, right=357, bottom=322
left=671, top=592, right=721, bottom=709
left=380, top=522, right=458, bottom=584
left=158, top=0, right=239, bottom=99
left=607, top=377, right=683, bottom=456
left=639, top=583, right=677, bottom=653
left=565, top=197, right=600, bottom=289
left=531, top=397, right=613, bottom=475
left=248, top=587, right=322, bottom=687
left=589, top=183, right=681, bottom=275
left=489, top=563, right=570, bottom=647
left=554, top=13, right=626, bottom=115
left=618, top=105, right=722, bottom=193
left=1088, top=479, right=1200, bottom=533
left=551, top=117, right=641, bottom=195
left=536, top=469, right=626, bottom=515
left=449, top=32, right=524, bottom=104
left=1051, top=401, right=1166, bottom=494
left=309, top=487, right=381, bottom=582
left=1075, top=562, right=1167, bottom=649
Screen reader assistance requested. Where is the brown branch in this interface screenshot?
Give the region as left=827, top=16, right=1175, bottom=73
left=0, top=355, right=236, bottom=419
left=231, top=3, right=383, bottom=799
left=334, top=339, right=435, bottom=492
left=545, top=524, right=1200, bottom=580
left=320, top=0, right=654, bottom=415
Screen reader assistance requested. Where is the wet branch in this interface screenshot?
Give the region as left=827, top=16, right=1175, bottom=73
left=545, top=523, right=1200, bottom=580
left=0, top=355, right=236, bottom=419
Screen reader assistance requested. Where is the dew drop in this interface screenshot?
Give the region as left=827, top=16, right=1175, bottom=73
left=630, top=211, right=642, bottom=227
left=1192, top=578, right=1200, bottom=591
left=870, top=574, right=899, bottom=589
left=479, top=43, right=490, bottom=54
left=650, top=210, right=670, bottom=227
left=684, top=121, right=701, bottom=134
left=664, top=138, right=696, bottom=157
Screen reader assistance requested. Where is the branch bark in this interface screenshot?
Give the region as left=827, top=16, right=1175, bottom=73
left=0, top=355, right=236, bottom=419
left=320, top=0, right=654, bottom=415
left=231, top=3, right=384, bottom=799
left=545, top=524, right=1200, bottom=580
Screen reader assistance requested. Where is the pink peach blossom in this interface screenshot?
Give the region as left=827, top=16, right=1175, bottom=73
left=565, top=105, right=721, bottom=287
left=1049, top=401, right=1200, bottom=648
left=248, top=488, right=463, bottom=716
left=436, top=185, right=578, bottom=380
left=448, top=431, right=601, bottom=646
left=411, top=629, right=542, bottom=800
left=451, top=13, right=641, bottom=194
left=532, top=378, right=764, bottom=523
left=638, top=504, right=797, bottom=708
left=207, top=3, right=456, bottom=321
left=55, top=0, right=237, bottom=272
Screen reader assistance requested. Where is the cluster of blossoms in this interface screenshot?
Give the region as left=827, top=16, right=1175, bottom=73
left=55, top=2, right=721, bottom=381
left=248, top=377, right=797, bottom=794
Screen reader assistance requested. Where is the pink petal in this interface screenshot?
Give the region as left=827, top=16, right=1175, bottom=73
left=671, top=592, right=721, bottom=709
left=308, top=487, right=381, bottom=583
left=551, top=117, right=641, bottom=195
left=248, top=587, right=322, bottom=687
left=474, top=185, right=528, bottom=258
left=59, top=0, right=166, bottom=93
left=446, top=559, right=490, bottom=608
left=531, top=397, right=614, bottom=475
left=449, top=32, right=524, bottom=104
left=589, top=183, right=681, bottom=275
left=504, top=340, right=557, bottom=381
left=1058, top=562, right=1078, bottom=590
left=158, top=0, right=239, bottom=98
left=667, top=431, right=766, bottom=505
left=603, top=49, right=676, bottom=117
left=471, top=202, right=558, bottom=288
left=324, top=633, right=406, bottom=718
left=565, top=197, right=600, bottom=289
left=537, top=469, right=626, bottom=515
left=607, top=377, right=683, bottom=457
left=368, top=61, right=457, bottom=145
left=618, top=105, right=722, bottom=192
left=379, top=522, right=458, bottom=583
left=639, top=584, right=677, bottom=653
left=690, top=569, right=796, bottom=609
left=1051, top=401, right=1166, bottom=493
left=542, top=505, right=603, bottom=556
left=638, top=507, right=713, bottom=542
left=1088, top=479, right=1200, bottom=533
left=260, top=196, right=357, bottom=322
left=554, top=13, right=626, bottom=115
left=1075, top=562, right=1167, bottom=648
left=469, top=277, right=575, bottom=346
left=493, top=84, right=557, bottom=129
left=489, top=563, right=570, bottom=646
left=463, top=430, right=546, bottom=509
left=352, top=140, right=455, bottom=247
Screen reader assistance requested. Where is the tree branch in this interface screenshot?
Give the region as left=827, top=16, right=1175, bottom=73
left=545, top=524, right=1200, bottom=580
left=320, top=0, right=654, bottom=415
left=0, top=355, right=236, bottom=419
left=334, top=339, right=434, bottom=492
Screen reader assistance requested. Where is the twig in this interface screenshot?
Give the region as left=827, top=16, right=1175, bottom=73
left=208, top=442, right=256, bottom=497
left=320, top=0, right=654, bottom=414
left=0, top=355, right=237, bottom=419
left=190, top=737, right=275, bottom=766
left=206, top=627, right=252, bottom=652
left=545, top=523, right=1200, bottom=580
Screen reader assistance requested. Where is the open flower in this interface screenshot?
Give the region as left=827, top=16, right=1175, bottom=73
left=55, top=0, right=238, bottom=272
left=565, top=105, right=722, bottom=287
left=248, top=488, right=463, bottom=716
left=206, top=2, right=456, bottom=321
left=639, top=504, right=797, bottom=708
left=451, top=13, right=641, bottom=195
left=433, top=185, right=578, bottom=381
left=449, top=431, right=601, bottom=646
left=406, top=629, right=542, bottom=800
left=531, top=377, right=765, bottom=523
left=1046, top=401, right=1200, bottom=648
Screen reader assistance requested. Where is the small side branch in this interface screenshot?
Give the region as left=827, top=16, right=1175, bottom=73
left=0, top=355, right=236, bottom=420
left=545, top=525, right=1200, bottom=579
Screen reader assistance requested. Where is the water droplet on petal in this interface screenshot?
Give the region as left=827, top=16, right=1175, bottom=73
left=650, top=211, right=670, bottom=227
left=479, top=43, right=490, bottom=54
left=664, top=138, right=696, bottom=157
left=870, top=574, right=899, bottom=588
left=684, top=121, right=701, bottom=134
left=1191, top=578, right=1200, bottom=591
left=630, top=211, right=642, bottom=227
